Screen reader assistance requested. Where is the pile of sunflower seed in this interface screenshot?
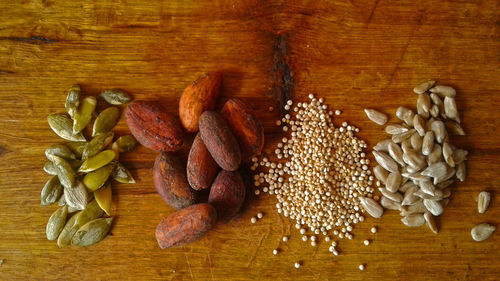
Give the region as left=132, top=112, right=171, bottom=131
left=42, top=85, right=137, bottom=247
left=363, top=81, right=468, bottom=234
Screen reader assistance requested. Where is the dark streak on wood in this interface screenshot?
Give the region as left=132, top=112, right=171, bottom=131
left=0, top=36, right=58, bottom=44
left=271, top=34, right=294, bottom=111
left=0, top=69, right=15, bottom=74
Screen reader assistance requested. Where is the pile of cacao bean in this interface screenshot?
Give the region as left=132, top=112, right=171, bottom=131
left=124, top=73, right=264, bottom=248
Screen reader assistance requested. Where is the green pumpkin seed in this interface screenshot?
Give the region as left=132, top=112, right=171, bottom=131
left=46, top=206, right=68, bottom=241
left=64, top=181, right=89, bottom=210
left=100, top=89, right=131, bottom=105
left=79, top=150, right=116, bottom=173
left=48, top=155, right=75, bottom=189
left=68, top=159, right=82, bottom=170
left=43, top=162, right=58, bottom=175
left=114, top=135, right=138, bottom=153
left=112, top=162, right=135, bottom=184
left=58, top=196, right=81, bottom=214
left=65, top=84, right=81, bottom=119
left=45, top=144, right=76, bottom=160
left=73, top=96, right=97, bottom=135
left=57, top=212, right=80, bottom=247
left=83, top=164, right=115, bottom=191
left=47, top=114, right=86, bottom=141
left=72, top=217, right=113, bottom=246
left=75, top=200, right=104, bottom=226
left=66, top=141, right=87, bottom=158
left=92, top=107, right=120, bottom=137
left=94, top=182, right=112, bottom=215
left=82, top=132, right=114, bottom=160
left=111, top=142, right=120, bottom=161
left=41, top=176, right=63, bottom=206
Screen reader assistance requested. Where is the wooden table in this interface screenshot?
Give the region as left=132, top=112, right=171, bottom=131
left=1, top=1, right=499, bottom=280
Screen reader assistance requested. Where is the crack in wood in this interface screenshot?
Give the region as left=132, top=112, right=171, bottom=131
left=0, top=36, right=58, bottom=44
left=271, top=34, right=294, bottom=110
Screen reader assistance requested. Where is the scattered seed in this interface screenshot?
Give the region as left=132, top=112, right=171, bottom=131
left=257, top=212, right=263, bottom=219
left=250, top=217, right=257, bottom=224
left=294, top=262, right=301, bottom=269
left=430, top=85, right=456, bottom=98
left=359, top=197, right=384, bottom=218
left=471, top=224, right=495, bottom=242
left=359, top=264, right=365, bottom=271
left=414, top=80, right=435, bottom=94
left=100, top=89, right=131, bottom=105
left=273, top=249, right=278, bottom=255
left=363, top=239, right=370, bottom=246
left=477, top=191, right=491, bottom=214
left=282, top=236, right=288, bottom=242
left=370, top=227, right=377, bottom=234
left=364, top=109, right=388, bottom=125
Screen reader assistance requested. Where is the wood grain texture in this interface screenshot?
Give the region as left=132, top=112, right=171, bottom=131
left=1, top=0, right=499, bottom=280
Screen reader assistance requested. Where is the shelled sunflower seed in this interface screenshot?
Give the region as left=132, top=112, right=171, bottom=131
left=367, top=81, right=468, bottom=234
left=41, top=84, right=137, bottom=247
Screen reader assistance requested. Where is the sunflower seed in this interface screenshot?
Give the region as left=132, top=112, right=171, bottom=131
left=65, top=85, right=81, bottom=119
left=374, top=139, right=392, bottom=152
left=380, top=196, right=402, bottom=210
left=392, top=129, right=415, bottom=143
left=427, top=143, right=443, bottom=165
left=415, top=189, right=443, bottom=200
left=399, top=181, right=417, bottom=193
left=47, top=114, right=86, bottom=141
left=433, top=166, right=455, bottom=185
left=114, top=135, right=138, bottom=153
left=429, top=105, right=440, bottom=118
left=385, top=124, right=409, bottom=135
left=444, top=120, right=465, bottom=136
left=46, top=206, right=68, bottom=241
left=410, top=132, right=423, bottom=151
left=437, top=180, right=454, bottom=190
left=421, top=162, right=448, bottom=179
left=402, top=172, right=429, bottom=182
left=373, top=165, right=389, bottom=184
left=94, top=182, right=112, bottom=215
left=364, top=109, right=388, bottom=125
left=417, top=93, right=431, bottom=113
left=431, top=120, right=447, bottom=144
left=421, top=131, right=434, bottom=156
left=92, top=107, right=120, bottom=137
left=72, top=217, right=113, bottom=246
left=423, top=199, right=443, bottom=216
left=75, top=200, right=104, bottom=226
left=386, top=172, right=402, bottom=193
left=425, top=117, right=435, bottom=132
left=441, top=188, right=451, bottom=198
left=413, top=114, right=426, bottom=136
left=66, top=141, right=87, bottom=158
left=417, top=180, right=436, bottom=196
left=400, top=200, right=426, bottom=216
left=424, top=212, right=438, bottom=234
left=453, top=149, right=468, bottom=164
left=388, top=142, right=405, bottom=166
left=444, top=96, right=458, bottom=120
left=82, top=132, right=114, bottom=160
left=401, top=138, right=412, bottom=154
left=414, top=80, right=435, bottom=94
left=471, top=224, right=495, bottom=242
left=79, top=150, right=116, bottom=173
left=83, top=164, right=115, bottom=191
left=43, top=162, right=58, bottom=175
left=100, top=89, right=131, bottom=105
left=401, top=184, right=419, bottom=206
left=373, top=151, right=399, bottom=173
left=379, top=187, right=403, bottom=203
left=359, top=197, right=384, bottom=218
left=401, top=213, right=425, bottom=227
left=442, top=142, right=455, bottom=167
left=41, top=176, right=63, bottom=206
left=477, top=191, right=491, bottom=214
left=403, top=165, right=420, bottom=175
left=430, top=85, right=456, bottom=98
left=403, top=150, right=426, bottom=170
left=456, top=162, right=466, bottom=182
left=112, top=162, right=136, bottom=184
left=73, top=96, right=97, bottom=135
left=64, top=181, right=89, bottom=211
left=49, top=155, right=75, bottom=189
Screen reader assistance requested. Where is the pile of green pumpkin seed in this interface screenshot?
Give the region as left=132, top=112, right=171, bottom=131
left=42, top=85, right=137, bottom=247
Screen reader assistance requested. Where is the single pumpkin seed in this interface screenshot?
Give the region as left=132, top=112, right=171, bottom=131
left=43, top=161, right=58, bottom=175
left=385, top=124, right=409, bottom=135
left=471, top=224, right=495, bottom=242
left=83, top=164, right=115, bottom=191
left=65, top=85, right=81, bottom=119
left=100, top=89, right=131, bottom=105
left=94, top=182, right=112, bottom=215
left=444, top=120, right=465, bottom=136
left=64, top=181, right=89, bottom=211
left=47, top=114, right=86, bottom=141
left=401, top=213, right=425, bottom=227
left=73, top=96, right=97, bottom=135
left=410, top=132, right=423, bottom=151
left=378, top=187, right=403, bottom=203
left=46, top=206, right=68, bottom=241
left=111, top=142, right=120, bottom=161
left=82, top=132, right=114, bottom=160
left=45, top=144, right=76, bottom=160
left=477, top=191, right=491, bottom=214
left=388, top=142, right=405, bottom=166
left=359, top=197, right=384, bottom=218
left=373, top=151, right=399, bottom=173
left=413, top=114, right=426, bottom=136
left=75, top=200, right=104, bottom=226
left=114, top=135, right=138, bottom=153
left=92, top=107, right=120, bottom=137
left=79, top=150, right=116, bottom=173
left=456, top=162, right=466, bottom=182
left=41, top=176, right=63, bottom=206
left=373, top=139, right=392, bottom=152
left=112, top=162, right=136, bottom=184
left=413, top=80, right=435, bottom=94
left=49, top=155, right=75, bottom=189
left=72, top=217, right=113, bottom=246
left=442, top=142, right=455, bottom=167
left=430, top=85, right=456, bottom=98
left=364, top=109, right=388, bottom=125
left=431, top=120, right=447, bottom=143
left=380, top=196, right=402, bottom=211
left=421, top=131, right=434, bottom=156
left=386, top=171, right=401, bottom=193
left=57, top=211, right=81, bottom=247
left=66, top=141, right=87, bottom=158
left=373, top=165, right=389, bottom=184
left=421, top=162, right=448, bottom=179
left=423, top=199, right=443, bottom=216
left=427, top=143, right=443, bottom=165
left=392, top=129, right=415, bottom=143
left=424, top=212, right=438, bottom=234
